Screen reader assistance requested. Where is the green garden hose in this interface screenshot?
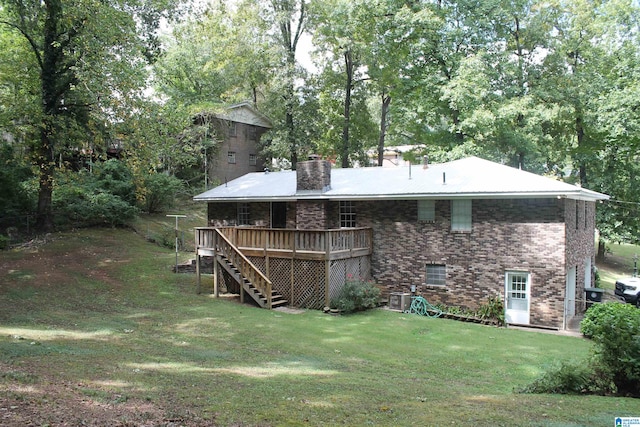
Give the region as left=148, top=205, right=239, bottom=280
left=405, top=296, right=442, bottom=318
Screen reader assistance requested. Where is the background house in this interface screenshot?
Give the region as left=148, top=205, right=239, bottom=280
left=194, top=157, right=609, bottom=330
left=194, top=102, right=272, bottom=186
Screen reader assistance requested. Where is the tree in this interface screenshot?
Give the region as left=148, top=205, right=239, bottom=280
left=0, top=0, right=177, bottom=231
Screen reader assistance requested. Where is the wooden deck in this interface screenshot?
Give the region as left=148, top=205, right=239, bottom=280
left=195, top=227, right=373, bottom=261
left=195, top=227, right=373, bottom=309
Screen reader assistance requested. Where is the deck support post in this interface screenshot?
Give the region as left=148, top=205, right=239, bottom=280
left=325, top=234, right=331, bottom=307
left=213, top=255, right=219, bottom=298
left=196, top=252, right=201, bottom=294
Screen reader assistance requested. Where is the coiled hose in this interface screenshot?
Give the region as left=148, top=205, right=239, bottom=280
left=405, top=296, right=442, bottom=318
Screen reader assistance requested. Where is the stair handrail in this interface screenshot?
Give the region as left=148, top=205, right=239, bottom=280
left=214, top=228, right=273, bottom=308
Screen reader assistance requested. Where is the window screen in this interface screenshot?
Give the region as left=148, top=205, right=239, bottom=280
left=451, top=199, right=472, bottom=231
left=418, top=200, right=435, bottom=221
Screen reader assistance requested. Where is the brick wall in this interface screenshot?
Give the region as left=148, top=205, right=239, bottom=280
left=355, top=198, right=570, bottom=328
left=206, top=196, right=597, bottom=329
left=565, top=199, right=597, bottom=313
left=296, top=200, right=329, bottom=229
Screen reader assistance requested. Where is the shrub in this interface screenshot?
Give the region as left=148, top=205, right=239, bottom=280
left=582, top=302, right=640, bottom=396
left=53, top=170, right=137, bottom=228
left=331, top=279, right=381, bottom=313
left=94, top=159, right=136, bottom=205
left=476, top=295, right=505, bottom=325
left=140, top=173, right=185, bottom=213
left=580, top=302, right=621, bottom=338
left=518, top=361, right=613, bottom=395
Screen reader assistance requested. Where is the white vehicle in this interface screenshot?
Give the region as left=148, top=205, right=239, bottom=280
left=614, top=277, right=640, bottom=308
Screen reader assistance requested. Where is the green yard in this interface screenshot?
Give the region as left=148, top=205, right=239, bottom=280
left=0, top=228, right=637, bottom=426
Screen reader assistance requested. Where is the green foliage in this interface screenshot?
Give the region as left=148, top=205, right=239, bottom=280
left=518, top=361, right=612, bottom=395
left=52, top=164, right=138, bottom=228
left=0, top=143, right=36, bottom=229
left=582, top=302, right=640, bottom=396
left=331, top=278, right=381, bottom=313
left=476, top=296, right=505, bottom=325
left=54, top=187, right=137, bottom=228
left=0, top=234, right=9, bottom=250
left=533, top=302, right=640, bottom=396
left=140, top=173, right=185, bottom=213
left=580, top=301, right=621, bottom=338
left=94, top=160, right=137, bottom=205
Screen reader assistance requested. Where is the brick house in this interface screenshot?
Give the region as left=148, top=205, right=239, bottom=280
left=193, top=156, right=608, bottom=330
left=194, top=102, right=272, bottom=185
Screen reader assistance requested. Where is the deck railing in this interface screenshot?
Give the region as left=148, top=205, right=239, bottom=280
left=196, top=227, right=373, bottom=261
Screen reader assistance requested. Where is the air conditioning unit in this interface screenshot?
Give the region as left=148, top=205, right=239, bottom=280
left=388, top=292, right=412, bottom=312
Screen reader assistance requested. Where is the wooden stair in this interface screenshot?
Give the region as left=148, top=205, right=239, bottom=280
left=217, top=254, right=287, bottom=309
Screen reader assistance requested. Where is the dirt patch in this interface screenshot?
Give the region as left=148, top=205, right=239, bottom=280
left=0, top=360, right=217, bottom=426
left=0, top=233, right=216, bottom=426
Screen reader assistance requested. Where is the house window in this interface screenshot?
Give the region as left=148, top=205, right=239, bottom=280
left=248, top=126, right=257, bottom=141
left=340, top=201, right=356, bottom=228
left=227, top=151, right=236, bottom=164
left=451, top=199, right=472, bottom=232
left=418, top=200, right=435, bottom=222
left=426, top=264, right=446, bottom=286
left=237, top=203, right=249, bottom=225
left=249, top=154, right=257, bottom=166
left=229, top=122, right=237, bottom=137
left=584, top=201, right=588, bottom=229
left=575, top=201, right=579, bottom=230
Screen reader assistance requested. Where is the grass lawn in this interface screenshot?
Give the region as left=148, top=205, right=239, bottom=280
left=1, top=228, right=638, bottom=426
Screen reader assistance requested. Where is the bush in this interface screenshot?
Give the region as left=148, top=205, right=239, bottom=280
left=53, top=169, right=137, bottom=228
left=582, top=302, right=640, bottom=396
left=331, top=278, right=381, bottom=313
left=522, top=302, right=640, bottom=397
left=580, top=302, right=621, bottom=338
left=54, top=189, right=137, bottom=228
left=518, top=361, right=606, bottom=395
left=94, top=159, right=137, bottom=205
left=140, top=173, right=185, bottom=213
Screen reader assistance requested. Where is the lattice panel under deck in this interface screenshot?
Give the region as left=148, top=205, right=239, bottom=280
left=268, top=258, right=294, bottom=301
left=292, top=260, right=326, bottom=309
left=329, top=260, right=346, bottom=303
left=328, top=256, right=372, bottom=303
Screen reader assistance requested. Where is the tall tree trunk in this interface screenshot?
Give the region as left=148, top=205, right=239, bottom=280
left=341, top=49, right=353, bottom=168
left=377, top=93, right=391, bottom=167
left=35, top=0, right=62, bottom=232
left=576, top=114, right=587, bottom=185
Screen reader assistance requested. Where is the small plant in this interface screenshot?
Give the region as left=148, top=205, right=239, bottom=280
left=476, top=296, right=504, bottom=325
left=331, top=278, right=381, bottom=313
left=518, top=361, right=610, bottom=395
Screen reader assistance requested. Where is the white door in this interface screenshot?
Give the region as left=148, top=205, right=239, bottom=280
left=505, top=272, right=530, bottom=325
left=565, top=266, right=576, bottom=322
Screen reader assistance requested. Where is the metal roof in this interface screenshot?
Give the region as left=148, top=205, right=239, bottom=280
left=193, top=156, right=609, bottom=202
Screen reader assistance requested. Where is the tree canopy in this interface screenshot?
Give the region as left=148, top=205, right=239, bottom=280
left=1, top=0, right=639, bottom=244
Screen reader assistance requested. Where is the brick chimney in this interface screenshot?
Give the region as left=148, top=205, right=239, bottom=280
left=296, top=158, right=331, bottom=193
